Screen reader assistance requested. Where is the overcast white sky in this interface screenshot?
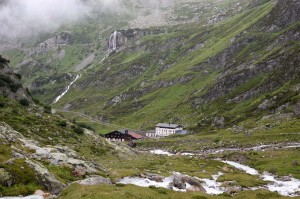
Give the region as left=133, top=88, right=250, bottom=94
left=0, top=0, right=119, bottom=40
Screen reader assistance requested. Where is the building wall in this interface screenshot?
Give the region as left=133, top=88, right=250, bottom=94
left=155, top=126, right=183, bottom=137
left=146, top=132, right=157, bottom=138
left=105, top=131, right=132, bottom=142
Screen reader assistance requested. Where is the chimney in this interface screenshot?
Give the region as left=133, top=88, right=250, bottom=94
left=125, top=130, right=128, bottom=134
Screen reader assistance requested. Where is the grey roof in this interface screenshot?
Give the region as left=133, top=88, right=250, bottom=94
left=155, top=123, right=182, bottom=129
left=118, top=129, right=130, bottom=134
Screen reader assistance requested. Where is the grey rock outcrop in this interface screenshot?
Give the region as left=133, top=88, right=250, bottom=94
left=263, top=0, right=300, bottom=31
left=26, top=160, right=65, bottom=195
left=211, top=116, right=225, bottom=128
left=77, top=176, right=112, bottom=185
left=0, top=60, right=31, bottom=102
left=172, top=175, right=186, bottom=189
left=0, top=168, right=13, bottom=187
left=0, top=122, right=103, bottom=194
left=30, top=32, right=70, bottom=56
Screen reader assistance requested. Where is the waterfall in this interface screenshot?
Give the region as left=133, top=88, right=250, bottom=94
left=52, top=74, right=81, bottom=104
left=109, top=31, right=118, bottom=51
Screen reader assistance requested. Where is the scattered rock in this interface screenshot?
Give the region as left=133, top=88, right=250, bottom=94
left=225, top=186, right=243, bottom=194
left=34, top=190, right=51, bottom=198
left=172, top=175, right=186, bottom=189
left=26, top=160, right=65, bottom=195
left=148, top=174, right=164, bottom=183
left=72, top=166, right=86, bottom=177
left=0, top=168, right=13, bottom=187
left=78, top=176, right=112, bottom=185
left=211, top=116, right=225, bottom=128
left=258, top=99, right=274, bottom=110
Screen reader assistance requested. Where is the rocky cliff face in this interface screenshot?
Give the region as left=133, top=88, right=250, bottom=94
left=30, top=32, right=70, bottom=56
left=264, top=0, right=300, bottom=30
left=0, top=56, right=31, bottom=102
left=0, top=95, right=126, bottom=197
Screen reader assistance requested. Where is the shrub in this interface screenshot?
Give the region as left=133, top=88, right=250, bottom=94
left=116, top=183, right=125, bottom=187
left=72, top=126, right=84, bottom=134
left=268, top=168, right=277, bottom=174
left=44, top=106, right=52, bottom=114
left=0, top=101, right=5, bottom=108
left=15, top=73, right=22, bottom=80
left=76, top=122, right=95, bottom=131
left=19, top=98, right=30, bottom=107
left=32, top=98, right=40, bottom=105
left=25, top=88, right=31, bottom=96
left=57, top=120, right=67, bottom=127
left=9, top=82, right=22, bottom=92
left=192, top=196, right=208, bottom=199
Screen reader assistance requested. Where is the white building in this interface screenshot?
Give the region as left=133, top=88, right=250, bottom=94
left=155, top=123, right=184, bottom=137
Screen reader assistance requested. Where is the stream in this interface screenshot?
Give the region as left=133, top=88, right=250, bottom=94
left=118, top=147, right=300, bottom=197
left=52, top=74, right=81, bottom=104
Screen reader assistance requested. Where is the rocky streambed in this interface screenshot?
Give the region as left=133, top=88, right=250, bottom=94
left=149, top=142, right=300, bottom=157
left=130, top=148, right=300, bottom=197
left=118, top=159, right=300, bottom=197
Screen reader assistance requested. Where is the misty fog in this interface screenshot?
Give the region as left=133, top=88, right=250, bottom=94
left=0, top=0, right=119, bottom=40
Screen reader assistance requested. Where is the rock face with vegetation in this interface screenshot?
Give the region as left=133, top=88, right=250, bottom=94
left=0, top=69, right=121, bottom=196
left=0, top=0, right=299, bottom=198
left=0, top=0, right=299, bottom=133
left=0, top=56, right=31, bottom=102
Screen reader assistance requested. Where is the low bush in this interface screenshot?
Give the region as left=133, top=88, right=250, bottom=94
left=19, top=98, right=30, bottom=107
left=44, top=106, right=52, bottom=114
left=72, top=126, right=84, bottom=134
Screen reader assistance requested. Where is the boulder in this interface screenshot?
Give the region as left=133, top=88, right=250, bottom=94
left=26, top=160, right=65, bottom=195
left=211, top=116, right=225, bottom=128
left=72, top=166, right=86, bottom=177
left=34, top=190, right=51, bottom=198
left=78, top=176, right=112, bottom=185
left=0, top=168, right=13, bottom=187
left=148, top=174, right=164, bottom=182
left=225, top=186, right=243, bottom=194
left=182, top=176, right=206, bottom=193
left=172, top=175, right=186, bottom=189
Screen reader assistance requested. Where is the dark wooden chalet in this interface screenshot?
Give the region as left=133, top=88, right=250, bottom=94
left=105, top=129, right=143, bottom=142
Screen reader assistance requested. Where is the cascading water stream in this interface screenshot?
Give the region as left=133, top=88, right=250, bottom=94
left=109, top=31, right=118, bottom=51
left=52, top=74, right=81, bottom=104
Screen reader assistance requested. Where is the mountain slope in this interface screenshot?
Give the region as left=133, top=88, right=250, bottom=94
left=0, top=63, right=132, bottom=197
left=49, top=0, right=300, bottom=133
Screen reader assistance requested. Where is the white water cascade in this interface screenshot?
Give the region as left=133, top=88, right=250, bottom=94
left=223, top=160, right=300, bottom=197
left=52, top=74, right=81, bottom=104
left=118, top=172, right=224, bottom=194
left=148, top=149, right=300, bottom=197
left=109, top=31, right=118, bottom=51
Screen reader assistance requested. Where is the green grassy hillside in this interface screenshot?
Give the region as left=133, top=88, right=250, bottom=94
left=49, top=0, right=299, bottom=135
